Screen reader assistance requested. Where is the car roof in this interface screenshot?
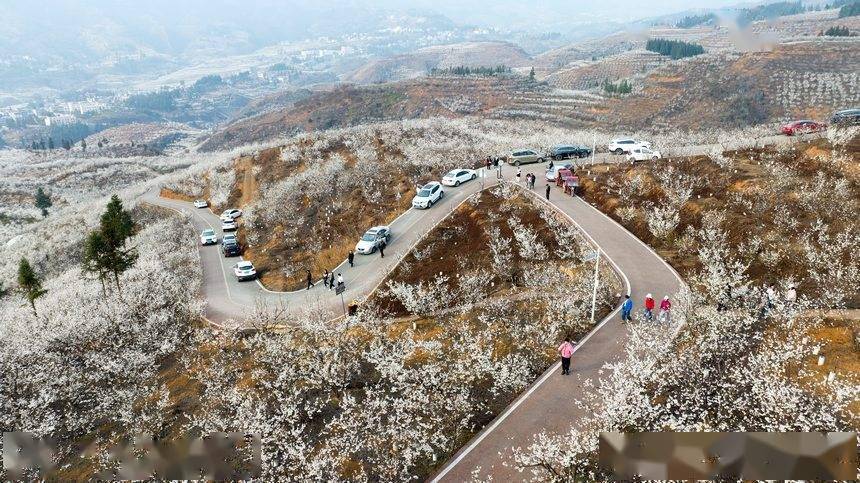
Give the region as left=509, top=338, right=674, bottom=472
left=237, top=261, right=253, bottom=267
left=422, top=181, right=440, bottom=188
left=202, top=228, right=214, bottom=233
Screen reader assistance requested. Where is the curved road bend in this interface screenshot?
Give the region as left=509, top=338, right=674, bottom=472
left=430, top=164, right=684, bottom=481
left=140, top=177, right=496, bottom=328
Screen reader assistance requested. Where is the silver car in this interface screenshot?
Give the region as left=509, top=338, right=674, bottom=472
left=508, top=149, right=544, bottom=166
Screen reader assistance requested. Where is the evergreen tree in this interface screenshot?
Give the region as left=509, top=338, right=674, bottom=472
left=48, top=137, right=54, bottom=150
left=83, top=195, right=138, bottom=293
left=81, top=138, right=87, bottom=151
left=34, top=187, right=52, bottom=217
left=528, top=67, right=536, bottom=82
left=17, top=258, right=47, bottom=316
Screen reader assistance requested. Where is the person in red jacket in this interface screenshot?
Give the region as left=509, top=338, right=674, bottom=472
left=644, top=293, right=655, bottom=321
left=659, top=296, right=672, bottom=323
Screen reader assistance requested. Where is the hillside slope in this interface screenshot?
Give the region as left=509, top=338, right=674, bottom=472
left=347, top=41, right=532, bottom=84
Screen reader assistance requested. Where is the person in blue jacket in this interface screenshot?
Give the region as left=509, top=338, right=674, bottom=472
left=621, top=294, right=633, bottom=323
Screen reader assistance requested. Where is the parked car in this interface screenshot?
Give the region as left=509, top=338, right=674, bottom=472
left=780, top=120, right=826, bottom=135
left=608, top=138, right=650, bottom=154
left=626, top=147, right=662, bottom=162
left=550, top=144, right=591, bottom=160
left=221, top=218, right=237, bottom=231
left=508, top=149, right=544, bottom=166
left=220, top=209, right=242, bottom=220
left=194, top=199, right=209, bottom=208
left=222, top=239, right=241, bottom=257
left=412, top=181, right=444, bottom=209
left=200, top=229, right=218, bottom=245
left=441, top=169, right=477, bottom=186
left=233, top=261, right=257, bottom=281
left=355, top=226, right=391, bottom=254
left=545, top=165, right=574, bottom=181
left=222, top=233, right=238, bottom=245
left=830, top=108, right=860, bottom=126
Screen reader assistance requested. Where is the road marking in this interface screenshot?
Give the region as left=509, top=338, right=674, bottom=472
left=430, top=180, right=630, bottom=482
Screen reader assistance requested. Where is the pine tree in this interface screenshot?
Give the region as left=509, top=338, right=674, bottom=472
left=18, top=258, right=47, bottom=316
left=34, top=187, right=52, bottom=217
left=82, top=195, right=138, bottom=293
left=528, top=67, right=536, bottom=82
left=81, top=138, right=87, bottom=151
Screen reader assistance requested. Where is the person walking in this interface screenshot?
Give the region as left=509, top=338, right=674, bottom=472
left=378, top=239, right=386, bottom=258
left=545, top=183, right=551, bottom=200
left=658, top=296, right=672, bottom=322
left=516, top=167, right=522, bottom=184
left=329, top=269, right=336, bottom=289
left=306, top=269, right=314, bottom=290
left=548, top=159, right=554, bottom=170
left=621, top=294, right=633, bottom=323
left=785, top=285, right=797, bottom=303
left=322, top=269, right=330, bottom=288
left=348, top=250, right=355, bottom=268
left=337, top=273, right=344, bottom=289
left=558, top=337, right=575, bottom=375
left=496, top=158, right=502, bottom=179
left=644, top=293, right=655, bottom=321
left=485, top=156, right=492, bottom=172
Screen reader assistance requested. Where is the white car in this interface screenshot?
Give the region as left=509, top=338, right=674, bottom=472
left=233, top=261, right=257, bottom=281
left=193, top=199, right=209, bottom=209
left=200, top=229, right=217, bottom=245
left=355, top=226, right=391, bottom=254
left=221, top=219, right=237, bottom=231
left=222, top=233, right=238, bottom=245
left=608, top=138, right=651, bottom=155
left=626, top=147, right=662, bottom=162
left=220, top=209, right=242, bottom=220
left=441, top=169, right=477, bottom=187
left=412, top=182, right=444, bottom=209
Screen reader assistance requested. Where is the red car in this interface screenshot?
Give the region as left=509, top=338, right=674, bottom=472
left=780, top=120, right=826, bottom=136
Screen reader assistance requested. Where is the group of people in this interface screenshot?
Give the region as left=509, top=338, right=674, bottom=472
left=306, top=250, right=357, bottom=291
left=621, top=293, right=672, bottom=323
left=514, top=167, right=538, bottom=189
left=485, top=156, right=504, bottom=179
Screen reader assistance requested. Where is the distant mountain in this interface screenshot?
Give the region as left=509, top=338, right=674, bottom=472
left=348, top=41, right=533, bottom=84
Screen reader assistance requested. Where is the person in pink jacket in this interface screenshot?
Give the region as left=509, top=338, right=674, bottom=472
left=659, top=296, right=672, bottom=322
left=558, top=337, right=575, bottom=375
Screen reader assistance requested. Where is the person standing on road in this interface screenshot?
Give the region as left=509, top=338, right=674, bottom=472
left=644, top=293, right=655, bottom=321
left=516, top=167, right=522, bottom=184
left=348, top=250, right=355, bottom=268
left=658, top=296, right=672, bottom=322
left=329, top=270, right=336, bottom=289
left=621, top=294, right=633, bottom=323
left=378, top=239, right=386, bottom=258
left=306, top=270, right=314, bottom=290
left=558, top=337, right=575, bottom=375
left=486, top=156, right=492, bottom=172
left=495, top=158, right=502, bottom=179
left=545, top=183, right=551, bottom=200
left=337, top=273, right=344, bottom=288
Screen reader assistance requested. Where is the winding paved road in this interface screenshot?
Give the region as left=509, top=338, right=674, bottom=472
left=143, top=131, right=811, bottom=478
left=141, top=175, right=497, bottom=328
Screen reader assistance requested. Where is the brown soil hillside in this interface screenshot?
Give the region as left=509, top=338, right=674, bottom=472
left=601, top=41, right=859, bottom=130
left=200, top=76, right=536, bottom=151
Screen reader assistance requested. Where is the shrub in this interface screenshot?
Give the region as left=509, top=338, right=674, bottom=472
left=646, top=38, right=705, bottom=60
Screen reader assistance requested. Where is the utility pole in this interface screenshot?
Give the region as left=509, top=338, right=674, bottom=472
left=590, top=248, right=601, bottom=324
left=591, top=133, right=596, bottom=166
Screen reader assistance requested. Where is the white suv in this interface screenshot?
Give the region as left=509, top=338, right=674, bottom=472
left=412, top=182, right=443, bottom=209
left=234, top=261, right=257, bottom=281
left=608, top=138, right=651, bottom=155
left=626, top=147, right=662, bottom=162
